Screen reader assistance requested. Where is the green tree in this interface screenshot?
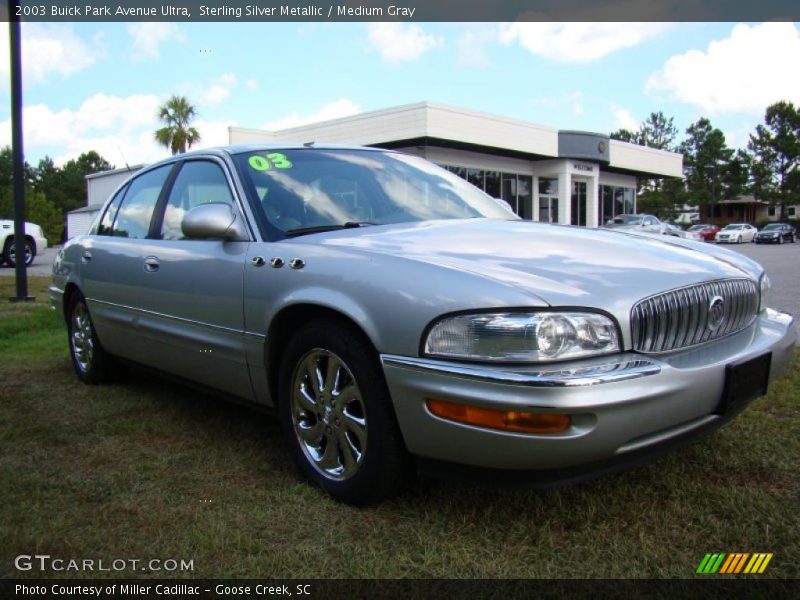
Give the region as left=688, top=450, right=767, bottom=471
left=610, top=128, right=641, bottom=144
left=34, top=151, right=115, bottom=214
left=747, top=100, right=800, bottom=219
left=611, top=112, right=682, bottom=219
left=639, top=111, right=678, bottom=151
left=679, top=118, right=735, bottom=220
left=154, top=95, right=201, bottom=155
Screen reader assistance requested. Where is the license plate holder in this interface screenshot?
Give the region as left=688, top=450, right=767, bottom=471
left=716, top=352, right=771, bottom=415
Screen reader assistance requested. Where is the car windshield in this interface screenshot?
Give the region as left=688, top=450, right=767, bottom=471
left=723, top=224, right=743, bottom=230
left=609, top=215, right=643, bottom=225
left=234, top=149, right=515, bottom=237
left=688, top=225, right=705, bottom=231
left=762, top=224, right=782, bottom=231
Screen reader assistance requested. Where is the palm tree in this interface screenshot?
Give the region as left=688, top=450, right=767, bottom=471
left=154, top=95, right=201, bottom=155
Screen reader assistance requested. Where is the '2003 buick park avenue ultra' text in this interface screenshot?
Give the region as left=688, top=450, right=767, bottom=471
left=50, top=145, right=796, bottom=504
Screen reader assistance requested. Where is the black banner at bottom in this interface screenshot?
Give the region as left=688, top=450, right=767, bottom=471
left=2, top=579, right=799, bottom=600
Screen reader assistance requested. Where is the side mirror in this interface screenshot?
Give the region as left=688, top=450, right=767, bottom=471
left=181, top=203, right=248, bottom=241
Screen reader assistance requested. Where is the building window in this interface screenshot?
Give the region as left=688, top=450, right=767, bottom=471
left=600, top=184, right=635, bottom=224
left=517, top=175, right=533, bottom=220
left=768, top=206, right=776, bottom=217
left=439, top=164, right=533, bottom=220
left=788, top=206, right=796, bottom=218
left=539, top=177, right=558, bottom=223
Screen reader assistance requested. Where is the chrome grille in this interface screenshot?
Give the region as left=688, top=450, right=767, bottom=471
left=631, top=278, right=759, bottom=353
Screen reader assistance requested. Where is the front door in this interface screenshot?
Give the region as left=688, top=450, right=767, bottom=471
left=571, top=180, right=587, bottom=226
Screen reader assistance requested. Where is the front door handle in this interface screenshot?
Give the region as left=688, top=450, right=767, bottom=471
left=143, top=257, right=160, bottom=272
left=81, top=250, right=92, bottom=263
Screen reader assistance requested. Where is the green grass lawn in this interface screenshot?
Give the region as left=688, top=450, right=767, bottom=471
left=1, top=276, right=798, bottom=579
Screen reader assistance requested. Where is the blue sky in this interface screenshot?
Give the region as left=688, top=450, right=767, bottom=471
left=1, top=21, right=799, bottom=167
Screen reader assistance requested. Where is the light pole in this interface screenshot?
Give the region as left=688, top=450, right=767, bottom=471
left=8, top=3, right=34, bottom=302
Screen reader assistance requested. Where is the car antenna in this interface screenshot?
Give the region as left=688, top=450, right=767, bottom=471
left=303, top=141, right=315, bottom=147
left=116, top=145, right=132, bottom=171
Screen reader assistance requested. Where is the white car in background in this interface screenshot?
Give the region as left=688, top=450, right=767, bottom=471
left=715, top=224, right=757, bottom=244
left=603, top=214, right=667, bottom=235
left=0, top=220, right=48, bottom=267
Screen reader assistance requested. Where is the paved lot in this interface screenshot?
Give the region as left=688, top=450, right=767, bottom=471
left=722, top=240, right=799, bottom=320
left=2, top=239, right=798, bottom=320
left=0, top=244, right=59, bottom=277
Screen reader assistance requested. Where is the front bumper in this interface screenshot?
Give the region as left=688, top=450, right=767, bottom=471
left=381, top=309, right=795, bottom=474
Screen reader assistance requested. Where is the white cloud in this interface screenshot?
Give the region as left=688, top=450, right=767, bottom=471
left=498, top=22, right=667, bottom=63
left=367, top=23, right=443, bottom=63
left=646, top=23, right=800, bottom=114
left=0, top=24, right=97, bottom=85
left=611, top=104, right=639, bottom=131
left=245, top=79, right=258, bottom=91
left=0, top=92, right=234, bottom=167
left=193, top=119, right=236, bottom=150
left=200, top=73, right=237, bottom=105
left=128, top=23, right=185, bottom=59
left=455, top=26, right=495, bottom=68
left=264, top=99, right=361, bottom=130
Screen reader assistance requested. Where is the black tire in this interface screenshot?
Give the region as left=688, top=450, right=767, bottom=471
left=3, top=238, right=35, bottom=267
left=66, top=291, right=117, bottom=384
left=278, top=319, right=410, bottom=505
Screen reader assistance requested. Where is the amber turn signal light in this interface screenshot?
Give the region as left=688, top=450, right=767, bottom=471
left=426, top=399, right=571, bottom=434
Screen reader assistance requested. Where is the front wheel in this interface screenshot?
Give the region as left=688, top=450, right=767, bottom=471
left=278, top=320, right=410, bottom=505
left=67, top=292, right=117, bottom=384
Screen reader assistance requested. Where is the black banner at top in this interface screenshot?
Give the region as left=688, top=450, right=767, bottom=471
left=2, top=0, right=800, bottom=22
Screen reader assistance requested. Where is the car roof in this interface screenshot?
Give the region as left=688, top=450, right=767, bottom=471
left=140, top=143, right=395, bottom=171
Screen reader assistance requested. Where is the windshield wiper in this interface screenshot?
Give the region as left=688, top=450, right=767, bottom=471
left=284, top=222, right=376, bottom=238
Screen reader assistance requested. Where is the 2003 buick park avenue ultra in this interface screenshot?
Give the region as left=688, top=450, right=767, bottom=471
left=50, top=145, right=796, bottom=504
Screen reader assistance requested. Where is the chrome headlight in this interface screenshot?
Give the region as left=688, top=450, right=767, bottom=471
left=424, top=311, right=620, bottom=362
left=759, top=273, right=771, bottom=311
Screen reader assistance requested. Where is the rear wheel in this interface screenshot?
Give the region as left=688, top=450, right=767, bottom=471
left=3, top=238, right=35, bottom=267
left=278, top=320, right=410, bottom=505
left=67, top=292, right=117, bottom=384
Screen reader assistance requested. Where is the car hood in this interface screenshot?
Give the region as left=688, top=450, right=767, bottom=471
left=301, top=219, right=762, bottom=311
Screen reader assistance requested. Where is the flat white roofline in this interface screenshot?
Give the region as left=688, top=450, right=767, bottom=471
left=228, top=101, right=683, bottom=178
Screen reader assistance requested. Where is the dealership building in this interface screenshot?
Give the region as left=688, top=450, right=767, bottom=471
left=73, top=102, right=683, bottom=238
left=229, top=102, right=684, bottom=228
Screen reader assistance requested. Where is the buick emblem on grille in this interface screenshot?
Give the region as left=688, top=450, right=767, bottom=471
left=707, top=296, right=726, bottom=331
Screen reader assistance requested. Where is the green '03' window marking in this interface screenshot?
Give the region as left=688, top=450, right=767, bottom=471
left=248, top=153, right=293, bottom=171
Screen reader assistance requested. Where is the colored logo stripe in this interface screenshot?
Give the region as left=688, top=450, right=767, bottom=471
left=697, top=552, right=773, bottom=574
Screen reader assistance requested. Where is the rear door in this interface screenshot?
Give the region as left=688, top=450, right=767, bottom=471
left=80, top=163, right=176, bottom=364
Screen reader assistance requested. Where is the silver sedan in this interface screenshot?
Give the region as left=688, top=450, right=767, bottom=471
left=50, top=145, right=796, bottom=504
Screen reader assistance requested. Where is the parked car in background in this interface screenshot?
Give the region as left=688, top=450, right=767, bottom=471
left=0, top=220, right=48, bottom=267
left=688, top=223, right=720, bottom=242
left=664, top=223, right=703, bottom=241
left=754, top=223, right=796, bottom=244
left=715, top=223, right=757, bottom=244
left=603, top=214, right=667, bottom=235
left=50, top=145, right=797, bottom=505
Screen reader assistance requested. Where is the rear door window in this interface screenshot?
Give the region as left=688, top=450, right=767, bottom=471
left=111, top=165, right=173, bottom=239
left=96, top=186, right=127, bottom=236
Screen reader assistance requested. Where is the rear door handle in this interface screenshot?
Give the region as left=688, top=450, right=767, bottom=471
left=143, top=257, right=160, bottom=272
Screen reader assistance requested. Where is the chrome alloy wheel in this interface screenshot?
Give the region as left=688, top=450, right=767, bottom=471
left=70, top=302, right=95, bottom=374
left=290, top=348, right=368, bottom=481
